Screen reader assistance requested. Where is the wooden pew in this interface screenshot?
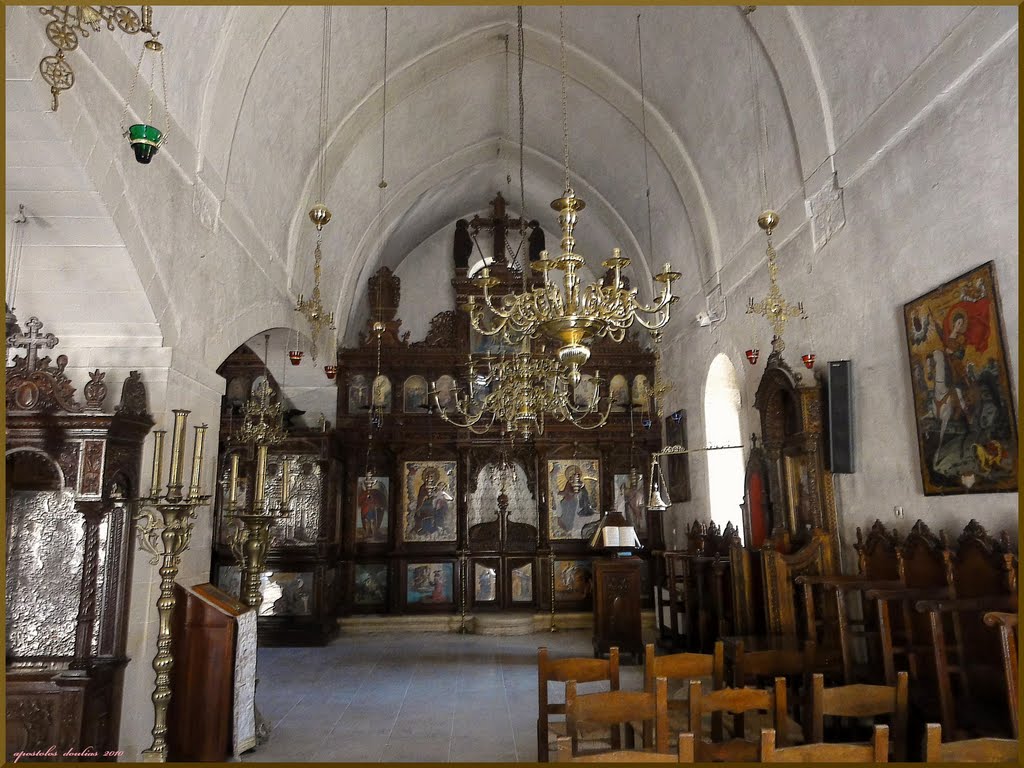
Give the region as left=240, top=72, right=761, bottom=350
left=795, top=520, right=903, bottom=683
left=913, top=521, right=1017, bottom=738
left=864, top=520, right=952, bottom=689
left=983, top=611, right=1018, bottom=739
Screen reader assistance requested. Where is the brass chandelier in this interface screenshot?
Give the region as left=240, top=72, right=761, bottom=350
left=434, top=353, right=611, bottom=440
left=467, top=7, right=681, bottom=385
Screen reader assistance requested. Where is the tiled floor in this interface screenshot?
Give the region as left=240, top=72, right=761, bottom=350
left=242, top=628, right=651, bottom=763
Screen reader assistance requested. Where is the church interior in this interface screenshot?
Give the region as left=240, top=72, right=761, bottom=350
left=5, top=4, right=1019, bottom=764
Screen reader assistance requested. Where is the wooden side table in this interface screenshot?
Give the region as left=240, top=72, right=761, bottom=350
left=592, top=556, right=644, bottom=663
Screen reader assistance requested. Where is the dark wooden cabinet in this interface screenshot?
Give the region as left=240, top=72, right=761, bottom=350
left=592, top=557, right=644, bottom=662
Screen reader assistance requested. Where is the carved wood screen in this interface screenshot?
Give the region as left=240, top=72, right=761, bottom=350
left=5, top=315, right=152, bottom=761
left=335, top=202, right=662, bottom=620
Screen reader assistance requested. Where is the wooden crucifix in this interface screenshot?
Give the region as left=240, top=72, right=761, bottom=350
left=8, top=316, right=58, bottom=370
left=469, top=192, right=525, bottom=266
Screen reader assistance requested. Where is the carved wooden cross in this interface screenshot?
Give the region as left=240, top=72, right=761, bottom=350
left=8, top=316, right=58, bottom=370
left=469, top=192, right=525, bottom=265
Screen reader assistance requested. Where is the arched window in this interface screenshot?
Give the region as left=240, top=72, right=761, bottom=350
left=703, top=353, right=744, bottom=539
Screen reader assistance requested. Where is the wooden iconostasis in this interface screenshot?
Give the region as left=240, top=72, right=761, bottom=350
left=211, top=212, right=665, bottom=645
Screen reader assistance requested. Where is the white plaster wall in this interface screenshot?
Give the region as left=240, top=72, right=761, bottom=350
left=661, top=24, right=1018, bottom=564
left=393, top=226, right=458, bottom=343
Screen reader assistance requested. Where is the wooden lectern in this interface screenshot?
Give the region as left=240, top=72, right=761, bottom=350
left=592, top=557, right=644, bottom=663
left=168, top=583, right=256, bottom=761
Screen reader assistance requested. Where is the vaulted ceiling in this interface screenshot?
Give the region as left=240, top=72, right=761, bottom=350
left=8, top=5, right=976, bottom=351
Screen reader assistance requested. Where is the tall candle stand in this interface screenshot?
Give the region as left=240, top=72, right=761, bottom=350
left=457, top=545, right=470, bottom=634
left=224, top=445, right=291, bottom=749
left=133, top=410, right=211, bottom=763
left=226, top=447, right=292, bottom=613
left=548, top=549, right=558, bottom=633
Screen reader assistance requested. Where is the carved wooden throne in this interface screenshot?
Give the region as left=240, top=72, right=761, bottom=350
left=5, top=315, right=153, bottom=760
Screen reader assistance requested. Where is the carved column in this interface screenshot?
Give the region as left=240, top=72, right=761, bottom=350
left=71, top=500, right=107, bottom=669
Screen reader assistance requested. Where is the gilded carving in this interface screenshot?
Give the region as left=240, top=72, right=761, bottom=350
left=412, top=310, right=459, bottom=348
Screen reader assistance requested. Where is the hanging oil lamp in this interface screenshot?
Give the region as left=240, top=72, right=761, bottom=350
left=120, top=8, right=167, bottom=164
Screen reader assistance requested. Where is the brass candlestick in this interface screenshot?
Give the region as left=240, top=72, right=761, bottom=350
left=134, top=412, right=211, bottom=763
left=226, top=447, right=291, bottom=611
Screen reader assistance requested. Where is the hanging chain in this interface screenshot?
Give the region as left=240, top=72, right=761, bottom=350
left=745, top=7, right=770, bottom=211
left=120, top=45, right=146, bottom=133
left=637, top=14, right=654, bottom=262
left=559, top=5, right=569, bottom=191
left=379, top=7, right=389, bottom=189
left=509, top=6, right=528, bottom=283
left=316, top=6, right=332, bottom=202
left=368, top=6, right=390, bottom=436
left=146, top=47, right=156, bottom=129
left=518, top=6, right=526, bottom=221
left=159, top=45, right=169, bottom=144
left=503, top=33, right=511, bottom=187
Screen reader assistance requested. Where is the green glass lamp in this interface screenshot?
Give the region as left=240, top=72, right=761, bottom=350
left=121, top=35, right=168, bottom=165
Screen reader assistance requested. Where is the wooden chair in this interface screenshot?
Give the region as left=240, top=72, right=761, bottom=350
left=761, top=724, right=889, bottom=762
left=538, top=646, right=620, bottom=762
left=923, top=723, right=1019, bottom=762
left=687, top=677, right=787, bottom=762
left=983, top=611, right=1018, bottom=739
left=642, top=641, right=724, bottom=740
left=554, top=733, right=694, bottom=762
left=806, top=671, right=908, bottom=761
left=565, top=676, right=669, bottom=756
